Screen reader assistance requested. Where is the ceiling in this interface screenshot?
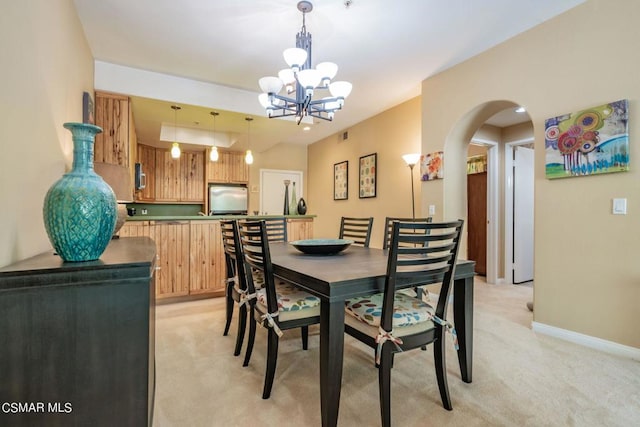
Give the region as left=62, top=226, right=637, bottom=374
left=74, top=0, right=584, bottom=153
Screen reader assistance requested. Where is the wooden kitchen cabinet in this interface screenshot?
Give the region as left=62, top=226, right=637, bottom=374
left=94, top=91, right=130, bottom=167
left=155, top=149, right=181, bottom=201
left=287, top=217, right=314, bottom=241
left=189, top=220, right=225, bottom=296
left=181, top=151, right=205, bottom=201
left=207, top=150, right=248, bottom=183
left=154, top=147, right=205, bottom=202
left=150, top=221, right=190, bottom=299
left=228, top=151, right=249, bottom=183
left=136, top=144, right=156, bottom=202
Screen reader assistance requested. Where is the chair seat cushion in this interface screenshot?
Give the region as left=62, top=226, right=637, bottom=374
left=345, top=292, right=435, bottom=328
left=251, top=269, right=265, bottom=289
left=257, top=281, right=320, bottom=312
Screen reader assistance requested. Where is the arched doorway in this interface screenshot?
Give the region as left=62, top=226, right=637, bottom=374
left=443, top=100, right=533, bottom=284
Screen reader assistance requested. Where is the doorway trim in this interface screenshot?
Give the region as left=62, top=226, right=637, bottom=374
left=470, top=137, right=498, bottom=284
left=505, top=137, right=535, bottom=285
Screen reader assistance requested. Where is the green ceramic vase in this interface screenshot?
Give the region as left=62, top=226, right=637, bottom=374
left=43, top=122, right=117, bottom=262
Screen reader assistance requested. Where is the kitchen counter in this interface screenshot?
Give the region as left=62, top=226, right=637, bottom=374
left=126, top=214, right=316, bottom=221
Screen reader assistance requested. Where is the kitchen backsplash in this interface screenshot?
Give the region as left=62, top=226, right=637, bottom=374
left=126, top=203, right=203, bottom=217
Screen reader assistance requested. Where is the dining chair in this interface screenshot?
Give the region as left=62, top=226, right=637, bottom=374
left=382, top=216, right=433, bottom=250
left=383, top=217, right=433, bottom=301
left=339, top=216, right=374, bottom=247
left=262, top=216, right=287, bottom=242
left=344, top=219, right=464, bottom=426
left=221, top=219, right=252, bottom=357
left=238, top=219, right=321, bottom=399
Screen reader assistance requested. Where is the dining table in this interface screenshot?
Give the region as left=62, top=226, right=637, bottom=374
left=268, top=242, right=476, bottom=427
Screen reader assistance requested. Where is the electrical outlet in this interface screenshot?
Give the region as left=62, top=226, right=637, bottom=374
left=141, top=208, right=148, bottom=215
left=428, top=205, right=436, bottom=215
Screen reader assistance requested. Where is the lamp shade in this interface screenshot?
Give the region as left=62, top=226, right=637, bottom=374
left=278, top=68, right=295, bottom=85
left=316, top=62, right=338, bottom=85
left=259, top=76, right=283, bottom=94
left=245, top=150, right=254, bottom=165
left=329, top=81, right=353, bottom=98
left=94, top=162, right=132, bottom=202
left=258, top=93, right=272, bottom=108
left=171, top=142, right=181, bottom=159
left=283, top=47, right=308, bottom=70
left=210, top=146, right=219, bottom=162
left=402, top=153, right=421, bottom=166
left=297, top=69, right=321, bottom=89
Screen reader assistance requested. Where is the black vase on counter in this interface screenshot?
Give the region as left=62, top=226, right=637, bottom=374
left=283, top=180, right=290, bottom=215
left=297, top=197, right=307, bottom=215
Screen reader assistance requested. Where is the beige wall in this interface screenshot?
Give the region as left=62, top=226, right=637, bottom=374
left=248, top=143, right=308, bottom=214
left=421, top=0, right=639, bottom=348
left=0, top=0, right=94, bottom=267
left=308, top=97, right=421, bottom=247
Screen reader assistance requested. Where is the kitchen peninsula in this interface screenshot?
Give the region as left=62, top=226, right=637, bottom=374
left=119, top=215, right=314, bottom=301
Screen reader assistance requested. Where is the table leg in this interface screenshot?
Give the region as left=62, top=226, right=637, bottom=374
left=453, top=275, right=474, bottom=383
left=320, top=299, right=345, bottom=427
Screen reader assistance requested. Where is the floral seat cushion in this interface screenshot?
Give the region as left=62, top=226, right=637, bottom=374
left=251, top=269, right=265, bottom=289
left=257, top=281, right=320, bottom=312
left=345, top=292, right=436, bottom=328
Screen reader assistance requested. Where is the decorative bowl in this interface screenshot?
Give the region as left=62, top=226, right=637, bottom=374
left=289, top=239, right=354, bottom=255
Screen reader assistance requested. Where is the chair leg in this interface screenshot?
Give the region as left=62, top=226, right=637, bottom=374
left=243, top=307, right=256, bottom=367
left=262, top=328, right=280, bottom=399
left=301, top=325, right=309, bottom=350
left=378, top=344, right=393, bottom=427
left=233, top=304, right=247, bottom=356
left=434, top=331, right=452, bottom=410
left=223, top=285, right=234, bottom=336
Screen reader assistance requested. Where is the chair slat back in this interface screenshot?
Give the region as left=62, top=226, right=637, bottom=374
left=220, top=219, right=247, bottom=291
left=238, top=220, right=278, bottom=312
left=263, top=217, right=287, bottom=242
left=380, top=220, right=464, bottom=332
left=382, top=216, right=433, bottom=249
left=339, top=217, right=374, bottom=247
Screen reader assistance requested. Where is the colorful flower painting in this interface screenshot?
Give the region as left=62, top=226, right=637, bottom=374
left=420, top=151, right=444, bottom=181
left=545, top=99, right=629, bottom=179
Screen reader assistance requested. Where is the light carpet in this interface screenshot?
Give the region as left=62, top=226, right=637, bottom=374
left=152, top=277, right=640, bottom=426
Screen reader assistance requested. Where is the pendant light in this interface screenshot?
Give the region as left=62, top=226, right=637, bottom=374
left=209, top=111, right=219, bottom=162
left=245, top=117, right=254, bottom=165
left=170, top=105, right=181, bottom=159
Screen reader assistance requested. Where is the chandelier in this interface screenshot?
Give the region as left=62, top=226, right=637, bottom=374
left=258, top=0, right=352, bottom=125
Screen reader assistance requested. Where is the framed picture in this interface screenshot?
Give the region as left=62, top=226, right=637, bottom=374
left=359, top=153, right=377, bottom=198
left=82, top=91, right=95, bottom=124
left=334, top=161, right=348, bottom=200
left=420, top=151, right=444, bottom=181
left=544, top=99, right=629, bottom=179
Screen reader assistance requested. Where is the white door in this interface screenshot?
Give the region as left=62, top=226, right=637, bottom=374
left=513, top=146, right=534, bottom=283
left=259, top=169, right=303, bottom=215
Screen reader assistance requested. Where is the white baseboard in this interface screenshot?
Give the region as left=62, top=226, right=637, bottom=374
left=532, top=321, right=640, bottom=361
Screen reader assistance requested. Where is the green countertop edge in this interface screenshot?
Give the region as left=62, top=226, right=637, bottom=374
left=126, top=214, right=316, bottom=221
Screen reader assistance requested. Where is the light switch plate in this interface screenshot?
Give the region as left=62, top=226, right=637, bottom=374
left=612, top=198, right=627, bottom=215
left=428, top=205, right=436, bottom=215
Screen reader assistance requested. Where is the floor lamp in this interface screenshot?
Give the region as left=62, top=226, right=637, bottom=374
left=402, top=153, right=421, bottom=219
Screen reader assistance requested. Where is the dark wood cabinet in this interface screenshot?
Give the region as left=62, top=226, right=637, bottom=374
left=0, top=237, right=156, bottom=427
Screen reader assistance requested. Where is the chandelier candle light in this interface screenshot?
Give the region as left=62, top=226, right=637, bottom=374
left=258, top=0, right=352, bottom=125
